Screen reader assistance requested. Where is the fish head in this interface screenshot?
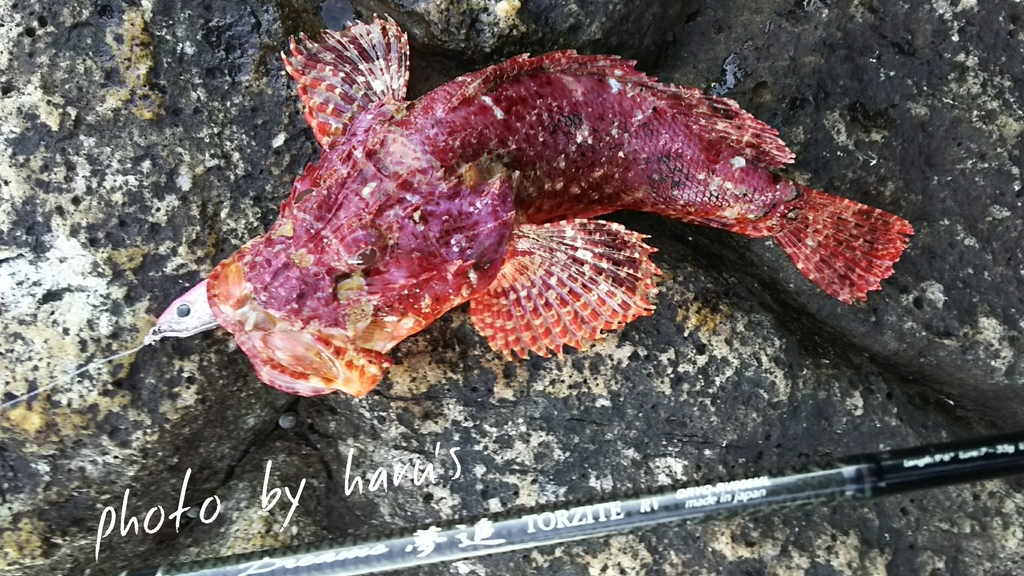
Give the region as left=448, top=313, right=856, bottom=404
left=147, top=268, right=387, bottom=398
left=205, top=248, right=394, bottom=397
left=198, top=125, right=516, bottom=398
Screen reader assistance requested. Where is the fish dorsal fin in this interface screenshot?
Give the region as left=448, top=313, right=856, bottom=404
left=420, top=51, right=651, bottom=117
left=667, top=86, right=795, bottom=169
left=283, top=16, right=410, bottom=149
left=421, top=50, right=794, bottom=169
left=470, top=219, right=661, bottom=359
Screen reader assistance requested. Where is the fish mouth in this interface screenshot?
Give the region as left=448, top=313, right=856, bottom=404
left=207, top=252, right=392, bottom=398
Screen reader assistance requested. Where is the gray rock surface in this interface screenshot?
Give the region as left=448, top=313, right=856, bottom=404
left=349, top=0, right=692, bottom=67
left=1, top=0, right=1023, bottom=575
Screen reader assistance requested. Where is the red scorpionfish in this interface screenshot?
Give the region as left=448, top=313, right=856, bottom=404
left=150, top=17, right=913, bottom=399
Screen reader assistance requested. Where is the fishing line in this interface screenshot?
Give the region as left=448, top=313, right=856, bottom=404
left=2, top=305, right=219, bottom=410
left=1, top=343, right=149, bottom=410
left=114, top=429, right=1024, bottom=576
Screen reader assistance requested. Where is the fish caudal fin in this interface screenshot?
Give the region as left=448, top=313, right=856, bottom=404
left=773, top=185, right=913, bottom=304
left=470, top=219, right=661, bottom=359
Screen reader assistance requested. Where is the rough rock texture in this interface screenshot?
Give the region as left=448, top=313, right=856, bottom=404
left=348, top=0, right=694, bottom=68
left=1, top=0, right=1023, bottom=575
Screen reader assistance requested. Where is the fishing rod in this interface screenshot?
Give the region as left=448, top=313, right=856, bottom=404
left=117, top=429, right=1024, bottom=576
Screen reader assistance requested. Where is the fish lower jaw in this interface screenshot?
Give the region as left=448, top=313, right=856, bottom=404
left=352, top=315, right=427, bottom=354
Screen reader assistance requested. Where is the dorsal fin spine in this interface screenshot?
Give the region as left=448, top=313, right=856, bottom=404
left=282, top=17, right=410, bottom=149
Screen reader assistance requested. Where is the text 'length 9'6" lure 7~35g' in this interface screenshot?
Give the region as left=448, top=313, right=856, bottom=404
left=4, top=16, right=913, bottom=408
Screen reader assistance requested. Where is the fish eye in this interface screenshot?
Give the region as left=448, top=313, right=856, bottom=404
left=293, top=188, right=314, bottom=205
left=342, top=227, right=387, bottom=268
left=351, top=246, right=380, bottom=268
left=176, top=303, right=191, bottom=318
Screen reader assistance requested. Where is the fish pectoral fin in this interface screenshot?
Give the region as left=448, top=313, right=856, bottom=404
left=469, top=219, right=662, bottom=360
left=282, top=16, right=409, bottom=149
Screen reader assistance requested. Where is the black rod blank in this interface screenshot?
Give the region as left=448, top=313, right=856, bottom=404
left=118, top=430, right=1024, bottom=576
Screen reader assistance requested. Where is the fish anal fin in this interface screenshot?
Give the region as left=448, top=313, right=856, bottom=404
left=470, top=219, right=661, bottom=359
left=282, top=16, right=410, bottom=149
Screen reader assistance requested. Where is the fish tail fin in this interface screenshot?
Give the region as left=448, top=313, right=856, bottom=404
left=772, top=185, right=913, bottom=304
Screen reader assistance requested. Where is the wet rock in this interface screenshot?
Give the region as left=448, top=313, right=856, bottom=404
left=1, top=0, right=1023, bottom=575
left=349, top=0, right=694, bottom=67
left=664, top=0, right=1024, bottom=432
